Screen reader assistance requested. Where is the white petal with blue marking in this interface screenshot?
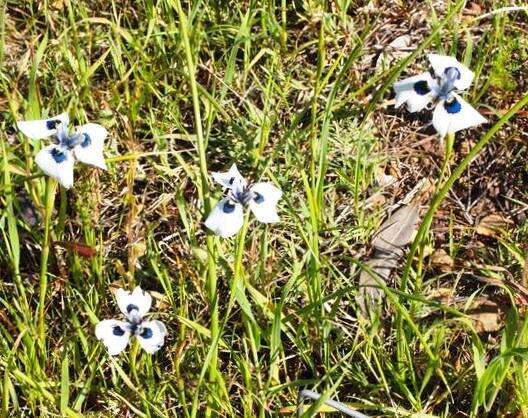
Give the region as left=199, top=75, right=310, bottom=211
left=205, top=197, right=244, bottom=238
left=248, top=182, right=282, bottom=223
left=17, top=112, right=69, bottom=140
left=211, top=164, right=247, bottom=189
left=74, top=123, right=108, bottom=170
left=136, top=320, right=167, bottom=354
left=116, top=286, right=152, bottom=319
left=432, top=93, right=487, bottom=137
left=427, top=54, right=474, bottom=90
left=95, top=319, right=131, bottom=356
left=393, top=73, right=437, bottom=113
left=35, top=145, right=74, bottom=188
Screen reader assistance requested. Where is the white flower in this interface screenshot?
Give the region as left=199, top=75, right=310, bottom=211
left=205, top=164, right=283, bottom=238
left=16, top=112, right=107, bottom=188
left=393, top=54, right=487, bottom=137
left=95, top=286, right=167, bottom=355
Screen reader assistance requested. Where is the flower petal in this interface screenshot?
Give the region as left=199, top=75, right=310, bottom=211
left=432, top=94, right=487, bottom=137
left=428, top=54, right=474, bottom=91
left=205, top=197, right=244, bottom=238
left=95, top=319, right=131, bottom=355
left=73, top=123, right=108, bottom=170
left=136, top=320, right=167, bottom=354
left=115, top=286, right=152, bottom=319
left=17, top=112, right=69, bottom=140
left=393, top=73, right=437, bottom=113
left=248, top=182, right=282, bottom=223
left=35, top=145, right=74, bottom=188
left=211, top=164, right=247, bottom=189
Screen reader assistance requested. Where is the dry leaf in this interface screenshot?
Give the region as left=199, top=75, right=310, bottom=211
left=150, top=290, right=170, bottom=310
left=466, top=298, right=504, bottom=333
left=357, top=203, right=421, bottom=316
left=372, top=204, right=420, bottom=257
left=114, top=260, right=127, bottom=277
left=428, top=287, right=456, bottom=303
left=475, top=213, right=513, bottom=238
left=389, top=35, right=411, bottom=50
left=430, top=249, right=454, bottom=272
left=53, top=241, right=97, bottom=258
left=357, top=255, right=397, bottom=315
left=130, top=241, right=147, bottom=258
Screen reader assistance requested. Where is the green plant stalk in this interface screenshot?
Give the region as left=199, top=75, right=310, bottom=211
left=56, top=187, right=68, bottom=240
left=471, top=314, right=528, bottom=415
left=414, top=131, right=455, bottom=292
left=304, top=11, right=325, bottom=357
left=232, top=218, right=257, bottom=417
left=440, top=131, right=455, bottom=182
left=280, top=0, right=287, bottom=48
left=171, top=0, right=219, bottom=415
left=173, top=4, right=210, bottom=199
left=38, top=177, right=57, bottom=356
left=190, top=217, right=251, bottom=418
left=406, top=136, right=457, bottom=355
left=226, top=217, right=253, bottom=327
left=305, top=20, right=324, bottom=304
left=0, top=0, right=5, bottom=69
left=2, top=142, right=30, bottom=313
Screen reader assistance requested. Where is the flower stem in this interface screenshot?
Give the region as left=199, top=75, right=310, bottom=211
left=56, top=186, right=68, bottom=239
left=413, top=131, right=455, bottom=291
left=38, top=177, right=57, bottom=355
left=439, top=131, right=455, bottom=182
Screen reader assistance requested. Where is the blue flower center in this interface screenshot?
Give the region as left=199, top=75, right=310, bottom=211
left=46, top=119, right=60, bottom=130
left=223, top=201, right=236, bottom=213
left=140, top=327, right=153, bottom=339
left=444, top=98, right=462, bottom=114
left=413, top=80, right=430, bottom=95
left=112, top=326, right=125, bottom=336
left=80, top=133, right=91, bottom=148
left=126, top=304, right=139, bottom=313
left=50, top=148, right=67, bottom=163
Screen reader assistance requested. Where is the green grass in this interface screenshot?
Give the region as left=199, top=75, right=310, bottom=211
left=1, top=0, right=528, bottom=416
